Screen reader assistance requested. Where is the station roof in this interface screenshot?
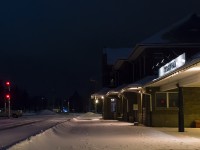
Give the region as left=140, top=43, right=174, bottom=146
left=113, top=59, right=129, bottom=70
left=104, top=48, right=132, bottom=65
left=145, top=53, right=200, bottom=91
left=128, top=13, right=200, bottom=62
left=91, top=88, right=110, bottom=99
left=106, top=84, right=128, bottom=96
left=122, top=76, right=157, bottom=92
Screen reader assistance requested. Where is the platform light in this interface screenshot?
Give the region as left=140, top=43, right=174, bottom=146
left=111, top=98, right=115, bottom=102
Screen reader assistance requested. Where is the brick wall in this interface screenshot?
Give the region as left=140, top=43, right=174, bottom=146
left=183, top=87, right=200, bottom=127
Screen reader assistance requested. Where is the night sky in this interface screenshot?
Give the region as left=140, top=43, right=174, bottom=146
left=1, top=0, right=200, bottom=99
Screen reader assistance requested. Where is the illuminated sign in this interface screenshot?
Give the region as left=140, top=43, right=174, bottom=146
left=159, top=53, right=185, bottom=77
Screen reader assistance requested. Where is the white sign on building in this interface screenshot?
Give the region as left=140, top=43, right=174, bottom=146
left=159, top=53, right=186, bottom=77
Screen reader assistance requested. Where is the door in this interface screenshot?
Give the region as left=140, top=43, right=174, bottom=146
left=142, top=94, right=152, bottom=126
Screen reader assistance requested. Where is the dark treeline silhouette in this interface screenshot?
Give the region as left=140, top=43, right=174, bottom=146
left=0, top=80, right=89, bottom=113
left=69, top=91, right=87, bottom=113
left=0, top=80, right=48, bottom=112
left=11, top=86, right=30, bottom=110
left=0, top=80, right=28, bottom=111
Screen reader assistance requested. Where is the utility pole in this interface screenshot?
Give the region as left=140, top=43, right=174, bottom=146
left=5, top=81, right=11, bottom=118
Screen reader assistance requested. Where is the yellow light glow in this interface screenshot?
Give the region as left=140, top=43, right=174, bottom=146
left=128, top=87, right=142, bottom=90
left=187, top=66, right=200, bottom=72
left=111, top=98, right=115, bottom=102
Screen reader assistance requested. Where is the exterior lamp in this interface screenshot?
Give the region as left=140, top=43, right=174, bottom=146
left=95, top=99, right=99, bottom=113
left=111, top=98, right=115, bottom=102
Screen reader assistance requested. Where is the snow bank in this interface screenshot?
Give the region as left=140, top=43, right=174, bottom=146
left=23, top=110, right=57, bottom=116
left=37, top=110, right=57, bottom=115
left=23, top=111, right=36, bottom=116
left=75, top=112, right=102, bottom=120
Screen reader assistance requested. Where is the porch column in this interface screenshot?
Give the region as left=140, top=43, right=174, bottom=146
left=122, top=97, right=123, bottom=114
left=177, top=83, right=184, bottom=132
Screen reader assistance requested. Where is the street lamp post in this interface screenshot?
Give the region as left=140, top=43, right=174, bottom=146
left=5, top=81, right=11, bottom=118
left=8, top=96, right=10, bottom=118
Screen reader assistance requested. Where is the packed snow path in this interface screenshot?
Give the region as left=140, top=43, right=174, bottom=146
left=9, top=113, right=200, bottom=150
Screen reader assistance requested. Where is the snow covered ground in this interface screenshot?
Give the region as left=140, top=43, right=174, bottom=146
left=9, top=112, right=200, bottom=150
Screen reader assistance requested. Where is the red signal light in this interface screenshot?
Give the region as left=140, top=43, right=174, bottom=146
left=5, top=94, right=10, bottom=100
left=6, top=81, right=10, bottom=86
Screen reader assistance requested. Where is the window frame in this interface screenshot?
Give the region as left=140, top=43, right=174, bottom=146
left=155, top=92, right=178, bottom=109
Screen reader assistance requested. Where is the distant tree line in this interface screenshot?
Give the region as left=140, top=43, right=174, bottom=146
left=0, top=80, right=48, bottom=112
left=0, top=80, right=88, bottom=112
left=69, top=91, right=86, bottom=112
left=0, top=80, right=89, bottom=113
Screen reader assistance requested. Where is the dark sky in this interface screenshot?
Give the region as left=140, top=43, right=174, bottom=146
left=1, top=0, right=200, bottom=99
